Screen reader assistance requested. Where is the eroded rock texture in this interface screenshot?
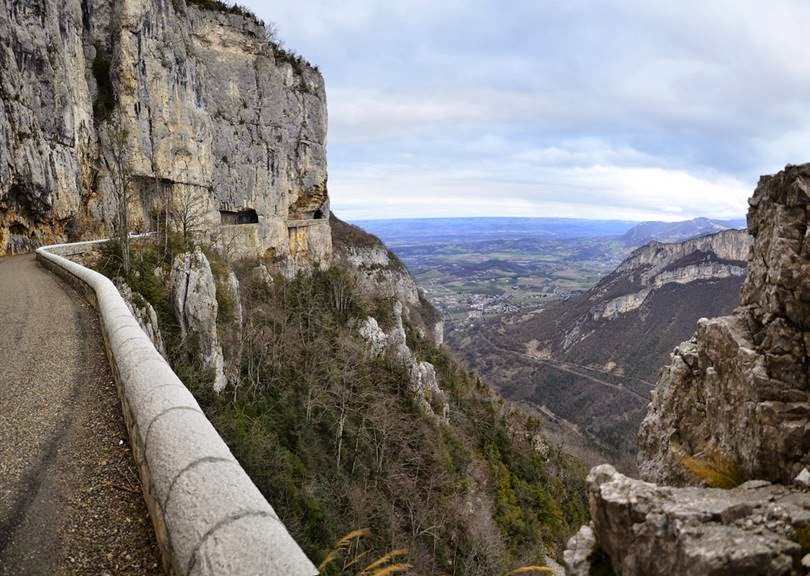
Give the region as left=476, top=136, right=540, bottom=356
left=169, top=247, right=227, bottom=392
left=0, top=0, right=330, bottom=266
left=357, top=301, right=450, bottom=421
left=565, top=465, right=809, bottom=576
left=639, top=165, right=810, bottom=484
left=564, top=166, right=810, bottom=576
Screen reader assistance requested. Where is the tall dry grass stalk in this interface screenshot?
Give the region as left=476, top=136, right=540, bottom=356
left=320, top=529, right=411, bottom=576
left=676, top=447, right=743, bottom=488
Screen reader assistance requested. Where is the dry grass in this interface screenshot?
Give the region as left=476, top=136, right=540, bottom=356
left=505, top=566, right=555, bottom=574
left=320, top=529, right=411, bottom=576
left=676, top=447, right=743, bottom=488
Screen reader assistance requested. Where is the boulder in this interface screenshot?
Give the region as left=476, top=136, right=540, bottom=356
left=565, top=465, right=809, bottom=576
left=169, top=247, right=227, bottom=392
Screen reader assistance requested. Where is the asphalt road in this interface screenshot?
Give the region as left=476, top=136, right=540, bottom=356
left=0, top=254, right=162, bottom=575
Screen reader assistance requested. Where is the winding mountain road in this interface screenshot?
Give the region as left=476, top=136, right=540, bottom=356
left=0, top=254, right=161, bottom=575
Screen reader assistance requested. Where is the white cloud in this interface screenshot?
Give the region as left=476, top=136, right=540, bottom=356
left=331, top=162, right=750, bottom=221
left=238, top=0, right=810, bottom=220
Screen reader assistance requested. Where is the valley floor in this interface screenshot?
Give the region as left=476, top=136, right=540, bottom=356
left=0, top=255, right=162, bottom=575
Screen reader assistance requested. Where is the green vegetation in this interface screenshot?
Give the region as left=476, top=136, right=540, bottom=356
left=103, top=238, right=588, bottom=574
left=185, top=0, right=259, bottom=22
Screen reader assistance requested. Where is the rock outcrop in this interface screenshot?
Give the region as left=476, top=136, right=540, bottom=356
left=169, top=247, right=227, bottom=392
left=116, top=278, right=166, bottom=357
left=0, top=0, right=330, bottom=267
left=564, top=165, right=810, bottom=575
left=565, top=465, right=809, bottom=576
left=358, top=301, right=450, bottom=421
left=331, top=215, right=443, bottom=345
left=592, top=229, right=750, bottom=320
left=639, top=166, right=810, bottom=484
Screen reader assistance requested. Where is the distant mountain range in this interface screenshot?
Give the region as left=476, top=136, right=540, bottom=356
left=620, top=217, right=747, bottom=245
left=354, top=216, right=746, bottom=248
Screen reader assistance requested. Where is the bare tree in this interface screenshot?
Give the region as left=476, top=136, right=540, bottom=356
left=169, top=184, right=208, bottom=245
left=104, top=116, right=133, bottom=275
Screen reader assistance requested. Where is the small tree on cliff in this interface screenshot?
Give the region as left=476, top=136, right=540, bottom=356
left=103, top=116, right=134, bottom=275
left=170, top=184, right=208, bottom=246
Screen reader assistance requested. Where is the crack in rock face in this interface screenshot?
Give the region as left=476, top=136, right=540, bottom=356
left=565, top=165, right=810, bottom=576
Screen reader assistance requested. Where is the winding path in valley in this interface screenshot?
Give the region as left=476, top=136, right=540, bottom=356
left=479, top=333, right=652, bottom=403
left=0, top=254, right=161, bottom=575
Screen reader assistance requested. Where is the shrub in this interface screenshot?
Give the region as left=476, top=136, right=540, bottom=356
left=95, top=240, right=588, bottom=573
left=185, top=0, right=260, bottom=23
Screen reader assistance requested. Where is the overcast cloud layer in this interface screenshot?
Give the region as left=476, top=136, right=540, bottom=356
left=241, top=0, right=810, bottom=221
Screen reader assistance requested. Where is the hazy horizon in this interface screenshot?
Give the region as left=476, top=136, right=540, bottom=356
left=347, top=215, right=747, bottom=224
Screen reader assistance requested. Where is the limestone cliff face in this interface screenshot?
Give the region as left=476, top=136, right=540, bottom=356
left=591, top=229, right=751, bottom=320
left=0, top=0, right=330, bottom=267
left=638, top=166, right=810, bottom=485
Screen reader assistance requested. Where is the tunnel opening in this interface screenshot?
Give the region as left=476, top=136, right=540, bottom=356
left=220, top=209, right=259, bottom=225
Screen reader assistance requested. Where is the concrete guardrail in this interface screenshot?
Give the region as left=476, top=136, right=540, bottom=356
left=36, top=239, right=318, bottom=576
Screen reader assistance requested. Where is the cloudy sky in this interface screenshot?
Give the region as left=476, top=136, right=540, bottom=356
left=241, top=0, right=810, bottom=221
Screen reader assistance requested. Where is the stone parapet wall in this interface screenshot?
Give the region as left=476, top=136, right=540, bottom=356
left=36, top=240, right=317, bottom=576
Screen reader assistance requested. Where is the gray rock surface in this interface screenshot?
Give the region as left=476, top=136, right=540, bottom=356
left=565, top=166, right=810, bottom=576
left=591, top=229, right=750, bottom=320
left=169, top=247, right=227, bottom=392
left=357, top=301, right=449, bottom=420
left=0, top=0, right=330, bottom=267
left=115, top=279, right=166, bottom=357
left=563, top=525, right=596, bottom=576
left=357, top=316, right=387, bottom=357
left=639, top=165, right=810, bottom=484
left=565, top=464, right=809, bottom=576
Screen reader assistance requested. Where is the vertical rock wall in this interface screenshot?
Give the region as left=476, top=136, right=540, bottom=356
left=638, top=164, right=810, bottom=484
left=0, top=0, right=330, bottom=267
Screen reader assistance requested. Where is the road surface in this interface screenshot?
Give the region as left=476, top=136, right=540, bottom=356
left=0, top=254, right=162, bottom=575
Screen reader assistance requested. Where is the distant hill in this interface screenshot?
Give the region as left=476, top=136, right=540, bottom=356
left=621, top=217, right=746, bottom=245
left=453, top=229, right=752, bottom=464
left=353, top=217, right=638, bottom=247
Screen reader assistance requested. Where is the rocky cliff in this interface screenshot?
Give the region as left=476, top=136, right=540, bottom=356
left=639, top=167, right=810, bottom=485
left=0, top=0, right=330, bottom=267
left=331, top=215, right=444, bottom=344
left=564, top=165, right=810, bottom=575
